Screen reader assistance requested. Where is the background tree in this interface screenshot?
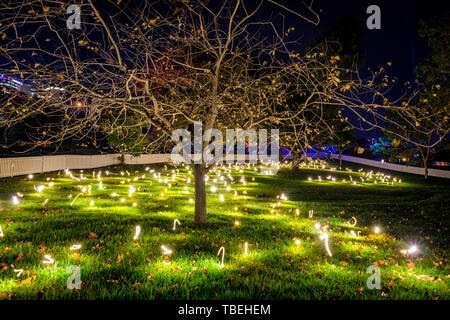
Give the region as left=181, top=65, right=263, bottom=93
left=280, top=15, right=364, bottom=169
left=326, top=111, right=358, bottom=169
left=0, top=0, right=325, bottom=225
left=382, top=15, right=449, bottom=178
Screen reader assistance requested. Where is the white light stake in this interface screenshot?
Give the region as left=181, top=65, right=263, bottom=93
left=42, top=255, right=54, bottom=265
left=13, top=269, right=23, bottom=277
left=0, top=225, right=3, bottom=237
left=309, top=210, right=314, bottom=218
left=319, top=233, right=332, bottom=257
left=70, top=193, right=82, bottom=207
left=12, top=196, right=19, bottom=205
left=244, top=242, right=248, bottom=256
left=217, top=247, right=225, bottom=268
left=348, top=217, right=357, bottom=227
left=161, top=245, right=172, bottom=255
left=173, top=219, right=181, bottom=231
left=133, top=226, right=141, bottom=240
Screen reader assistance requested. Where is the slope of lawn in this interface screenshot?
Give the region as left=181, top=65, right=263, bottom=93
left=0, top=160, right=448, bottom=300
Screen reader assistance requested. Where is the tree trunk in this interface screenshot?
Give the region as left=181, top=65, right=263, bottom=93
left=193, top=163, right=208, bottom=225
left=424, top=160, right=428, bottom=179
left=291, top=151, right=299, bottom=170
left=423, top=150, right=429, bottom=180
left=419, top=147, right=430, bottom=180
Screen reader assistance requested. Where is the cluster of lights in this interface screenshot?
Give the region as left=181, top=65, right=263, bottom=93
left=4, top=161, right=424, bottom=281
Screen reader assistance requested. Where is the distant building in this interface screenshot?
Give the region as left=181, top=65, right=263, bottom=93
left=0, top=74, right=23, bottom=94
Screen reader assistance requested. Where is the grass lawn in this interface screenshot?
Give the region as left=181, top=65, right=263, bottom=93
left=0, top=160, right=448, bottom=300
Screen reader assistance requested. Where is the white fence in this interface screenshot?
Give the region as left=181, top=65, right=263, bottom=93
left=330, top=154, right=450, bottom=179
left=1, top=152, right=449, bottom=179
left=0, top=153, right=172, bottom=178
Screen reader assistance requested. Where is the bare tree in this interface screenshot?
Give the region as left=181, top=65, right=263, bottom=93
left=1, top=0, right=446, bottom=225
left=0, top=0, right=326, bottom=224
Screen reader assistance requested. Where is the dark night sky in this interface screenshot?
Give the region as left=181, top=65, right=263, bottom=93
left=2, top=0, right=448, bottom=141
left=273, top=0, right=449, bottom=140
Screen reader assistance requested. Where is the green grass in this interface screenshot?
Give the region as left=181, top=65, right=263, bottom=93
left=0, top=160, right=448, bottom=300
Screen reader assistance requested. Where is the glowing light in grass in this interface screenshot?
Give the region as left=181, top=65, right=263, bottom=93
left=42, top=199, right=48, bottom=207
left=0, top=225, right=3, bottom=237
left=219, top=194, right=224, bottom=202
left=347, top=217, right=357, bottom=227
left=408, top=245, right=418, bottom=254
left=128, top=185, right=136, bottom=197
left=189, top=198, right=193, bottom=203
left=295, top=209, right=300, bottom=216
left=217, top=247, right=225, bottom=268
left=35, top=185, right=45, bottom=193
left=234, top=221, right=240, bottom=226
left=319, top=233, right=332, bottom=257
left=11, top=196, right=19, bottom=205
left=120, top=198, right=125, bottom=203
left=401, top=245, right=419, bottom=256
left=64, top=169, right=80, bottom=181
left=28, top=175, right=33, bottom=179
left=309, top=210, right=314, bottom=218
left=42, top=255, right=54, bottom=265
left=133, top=226, right=141, bottom=240
left=374, top=226, right=381, bottom=234
left=161, top=245, right=172, bottom=255
left=89, top=200, right=95, bottom=207
left=111, top=192, right=117, bottom=197
left=295, top=239, right=301, bottom=245
left=70, top=245, right=82, bottom=251
left=173, top=219, right=181, bottom=231
left=244, top=242, right=248, bottom=256
left=70, top=193, right=82, bottom=207
left=13, top=269, right=23, bottom=277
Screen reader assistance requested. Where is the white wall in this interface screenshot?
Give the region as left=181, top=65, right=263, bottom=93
left=0, top=154, right=172, bottom=178
left=1, top=152, right=448, bottom=179
left=330, top=154, right=450, bottom=179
